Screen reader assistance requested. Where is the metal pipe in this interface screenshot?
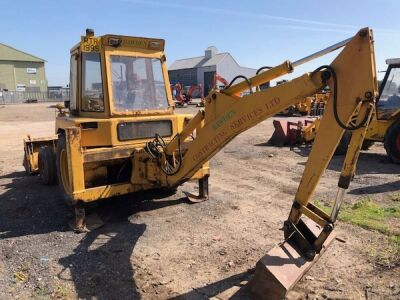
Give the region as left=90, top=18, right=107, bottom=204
left=223, top=60, right=293, bottom=96
left=292, top=37, right=352, bottom=68
left=330, top=187, right=346, bottom=222
left=223, top=36, right=352, bottom=96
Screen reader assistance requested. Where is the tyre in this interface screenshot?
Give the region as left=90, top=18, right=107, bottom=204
left=384, top=122, right=400, bottom=164
left=335, top=131, right=351, bottom=155
left=56, top=134, right=76, bottom=205
left=38, top=146, right=57, bottom=185
left=361, top=140, right=375, bottom=151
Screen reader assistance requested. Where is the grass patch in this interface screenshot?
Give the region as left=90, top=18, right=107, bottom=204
left=314, top=198, right=399, bottom=234
left=339, top=200, right=399, bottom=234
left=314, top=198, right=400, bottom=267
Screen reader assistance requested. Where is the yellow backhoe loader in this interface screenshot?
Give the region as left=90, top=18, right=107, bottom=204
left=23, top=28, right=378, bottom=299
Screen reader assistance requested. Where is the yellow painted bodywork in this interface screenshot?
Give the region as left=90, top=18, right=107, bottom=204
left=365, top=116, right=398, bottom=141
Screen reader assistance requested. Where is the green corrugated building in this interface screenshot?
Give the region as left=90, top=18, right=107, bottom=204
left=0, top=43, right=47, bottom=92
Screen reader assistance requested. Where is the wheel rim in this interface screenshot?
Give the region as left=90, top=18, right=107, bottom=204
left=60, top=149, right=71, bottom=193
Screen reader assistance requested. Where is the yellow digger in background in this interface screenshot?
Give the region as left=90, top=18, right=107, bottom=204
left=23, top=28, right=378, bottom=299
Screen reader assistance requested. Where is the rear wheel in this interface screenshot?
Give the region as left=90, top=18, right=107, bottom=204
left=38, top=146, right=57, bottom=185
left=56, top=134, right=76, bottom=205
left=384, top=122, right=400, bottom=164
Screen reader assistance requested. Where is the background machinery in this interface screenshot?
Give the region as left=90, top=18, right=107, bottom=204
left=192, top=73, right=230, bottom=107
left=23, top=28, right=378, bottom=299
left=213, top=73, right=229, bottom=90
left=171, top=83, right=204, bottom=107
left=269, top=59, right=400, bottom=163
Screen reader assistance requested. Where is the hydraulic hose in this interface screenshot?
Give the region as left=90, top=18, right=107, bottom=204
left=311, top=65, right=372, bottom=131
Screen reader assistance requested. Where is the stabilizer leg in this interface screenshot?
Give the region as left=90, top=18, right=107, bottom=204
left=183, top=175, right=209, bottom=203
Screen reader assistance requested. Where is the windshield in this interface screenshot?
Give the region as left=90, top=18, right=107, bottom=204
left=110, top=56, right=169, bottom=112
left=378, top=66, right=400, bottom=118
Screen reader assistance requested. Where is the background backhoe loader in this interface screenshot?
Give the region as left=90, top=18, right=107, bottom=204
left=23, top=28, right=378, bottom=299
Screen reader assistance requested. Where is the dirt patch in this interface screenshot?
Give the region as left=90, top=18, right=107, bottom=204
left=0, top=103, right=399, bottom=299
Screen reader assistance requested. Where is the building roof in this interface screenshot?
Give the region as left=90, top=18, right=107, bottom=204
left=169, top=52, right=229, bottom=70
left=0, top=43, right=45, bottom=62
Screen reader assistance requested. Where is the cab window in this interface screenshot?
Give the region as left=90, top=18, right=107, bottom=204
left=81, top=52, right=104, bottom=112
left=110, top=56, right=169, bottom=112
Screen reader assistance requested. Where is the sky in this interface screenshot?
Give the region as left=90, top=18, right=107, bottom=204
left=1, top=0, right=398, bottom=86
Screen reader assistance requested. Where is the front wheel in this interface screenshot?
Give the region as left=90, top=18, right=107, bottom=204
left=56, top=134, right=76, bottom=205
left=384, top=122, right=400, bottom=164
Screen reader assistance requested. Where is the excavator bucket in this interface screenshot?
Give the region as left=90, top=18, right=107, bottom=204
left=246, top=220, right=336, bottom=300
